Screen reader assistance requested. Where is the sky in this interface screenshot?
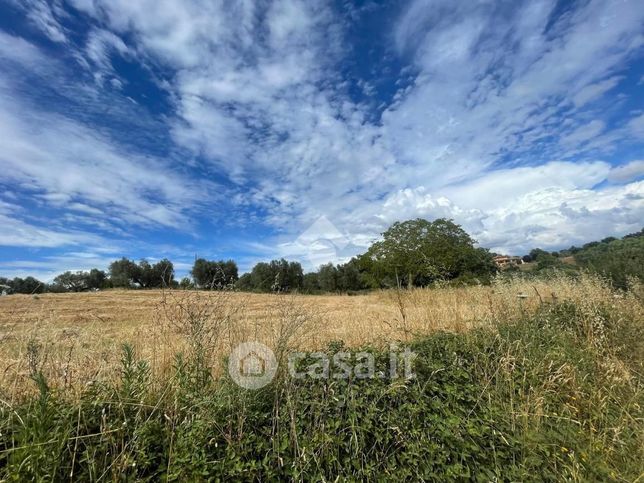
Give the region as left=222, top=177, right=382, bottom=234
left=0, top=0, right=643, bottom=280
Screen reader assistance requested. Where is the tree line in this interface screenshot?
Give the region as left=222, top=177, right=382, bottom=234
left=196, top=218, right=499, bottom=292
left=515, top=228, right=643, bottom=289
left=3, top=219, right=640, bottom=295
left=0, top=258, right=176, bottom=294
left=1, top=218, right=502, bottom=294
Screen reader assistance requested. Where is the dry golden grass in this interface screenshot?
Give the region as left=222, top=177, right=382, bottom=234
left=0, top=273, right=641, bottom=400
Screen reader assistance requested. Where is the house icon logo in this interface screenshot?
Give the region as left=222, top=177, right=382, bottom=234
left=239, top=351, right=266, bottom=377
left=294, top=216, right=351, bottom=270
left=228, top=342, right=277, bottom=389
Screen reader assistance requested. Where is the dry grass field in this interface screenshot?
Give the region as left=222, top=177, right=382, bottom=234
left=1, top=273, right=642, bottom=480
left=0, top=273, right=641, bottom=401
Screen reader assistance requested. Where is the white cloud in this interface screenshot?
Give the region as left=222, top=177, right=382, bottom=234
left=23, top=0, right=68, bottom=43
left=0, top=211, right=100, bottom=249
left=0, top=33, right=221, bottom=234
left=628, top=113, right=644, bottom=138
left=82, top=28, right=132, bottom=86
left=608, top=160, right=644, bottom=183
left=374, top=171, right=644, bottom=255
left=0, top=31, right=50, bottom=67
left=276, top=159, right=643, bottom=266
left=440, top=161, right=610, bottom=211
left=573, top=76, right=622, bottom=107
left=479, top=182, right=644, bottom=253
left=69, top=0, right=644, bottom=199
left=0, top=98, right=199, bottom=228
left=386, top=0, right=644, bottom=176
left=559, top=120, right=606, bottom=149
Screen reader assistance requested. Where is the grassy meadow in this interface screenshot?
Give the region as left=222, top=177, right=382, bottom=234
left=0, top=273, right=642, bottom=480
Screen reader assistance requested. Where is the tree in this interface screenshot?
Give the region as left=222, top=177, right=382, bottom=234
left=109, top=258, right=141, bottom=288
left=362, top=218, right=494, bottom=288
left=300, top=259, right=368, bottom=294
left=191, top=259, right=238, bottom=289
left=10, top=276, right=44, bottom=294
left=302, top=272, right=320, bottom=293
left=151, top=259, right=175, bottom=288
left=246, top=259, right=304, bottom=292
left=52, top=269, right=106, bottom=292
left=268, top=259, right=303, bottom=292
left=290, top=262, right=304, bottom=290
left=235, top=273, right=253, bottom=291
left=179, top=277, right=193, bottom=289
left=336, top=259, right=366, bottom=291
left=86, top=269, right=107, bottom=290
left=109, top=258, right=174, bottom=288
left=222, top=260, right=239, bottom=286
left=355, top=253, right=380, bottom=289
left=527, top=249, right=562, bottom=271
left=249, top=262, right=274, bottom=292
left=191, top=259, right=210, bottom=287
left=318, top=263, right=338, bottom=292
left=137, top=260, right=154, bottom=287
left=623, top=228, right=643, bottom=239
left=53, top=271, right=87, bottom=292
left=574, top=235, right=644, bottom=289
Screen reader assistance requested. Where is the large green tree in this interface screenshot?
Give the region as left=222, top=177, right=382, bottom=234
left=53, top=271, right=89, bottom=292
left=362, top=218, right=495, bottom=287
left=313, top=260, right=366, bottom=292
left=85, top=269, right=108, bottom=290
left=109, top=258, right=141, bottom=288
left=151, top=259, right=175, bottom=288
left=109, top=258, right=175, bottom=288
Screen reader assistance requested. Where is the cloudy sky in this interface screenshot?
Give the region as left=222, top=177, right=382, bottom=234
left=0, top=0, right=643, bottom=279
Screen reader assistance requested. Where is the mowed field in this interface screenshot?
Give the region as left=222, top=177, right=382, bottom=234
left=0, top=274, right=640, bottom=399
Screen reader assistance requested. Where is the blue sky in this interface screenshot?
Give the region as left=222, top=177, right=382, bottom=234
left=0, top=0, right=643, bottom=280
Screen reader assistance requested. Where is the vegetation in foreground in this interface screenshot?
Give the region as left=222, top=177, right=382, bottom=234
left=1, top=277, right=642, bottom=481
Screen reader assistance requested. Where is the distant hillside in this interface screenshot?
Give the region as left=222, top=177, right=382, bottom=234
left=571, top=230, right=643, bottom=289
left=522, top=229, right=643, bottom=289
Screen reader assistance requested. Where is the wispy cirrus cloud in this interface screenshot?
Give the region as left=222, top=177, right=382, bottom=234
left=0, top=91, right=207, bottom=229
left=0, top=30, right=222, bottom=236
left=386, top=0, right=644, bottom=172
left=0, top=200, right=102, bottom=248
left=13, top=0, right=68, bottom=43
